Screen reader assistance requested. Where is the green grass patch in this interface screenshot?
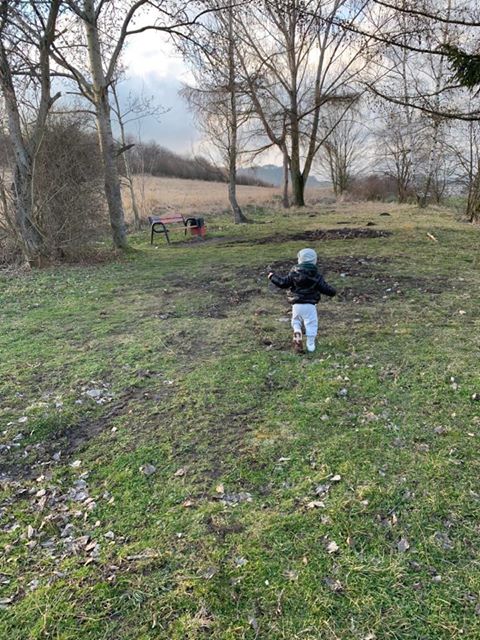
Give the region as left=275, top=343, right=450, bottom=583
left=1, top=203, right=479, bottom=639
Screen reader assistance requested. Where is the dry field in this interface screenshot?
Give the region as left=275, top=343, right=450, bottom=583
left=122, top=174, right=331, bottom=222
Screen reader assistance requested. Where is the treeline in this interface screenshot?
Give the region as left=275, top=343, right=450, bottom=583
left=128, top=142, right=269, bottom=187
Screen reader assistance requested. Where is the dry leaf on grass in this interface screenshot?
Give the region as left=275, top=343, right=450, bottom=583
left=397, top=537, right=410, bottom=553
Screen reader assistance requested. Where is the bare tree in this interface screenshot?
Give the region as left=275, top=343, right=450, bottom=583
left=111, top=79, right=165, bottom=230
left=181, top=1, right=249, bottom=223
left=316, top=106, right=369, bottom=198
left=0, top=0, right=61, bottom=262
left=236, top=0, right=375, bottom=207
left=355, top=0, right=480, bottom=121
left=449, top=118, right=480, bottom=221
left=52, top=1, right=221, bottom=247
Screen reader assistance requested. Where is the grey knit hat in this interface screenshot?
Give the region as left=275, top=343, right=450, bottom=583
left=297, top=248, right=317, bottom=265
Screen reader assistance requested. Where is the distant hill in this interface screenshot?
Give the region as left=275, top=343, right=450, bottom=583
left=239, top=164, right=330, bottom=188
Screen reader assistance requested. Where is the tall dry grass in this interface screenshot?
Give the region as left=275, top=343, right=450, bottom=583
left=122, top=175, right=332, bottom=223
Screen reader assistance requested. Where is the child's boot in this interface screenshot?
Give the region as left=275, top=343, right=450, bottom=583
left=293, top=332, right=304, bottom=354
left=306, top=336, right=316, bottom=353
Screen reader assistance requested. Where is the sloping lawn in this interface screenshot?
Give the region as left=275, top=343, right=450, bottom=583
left=1, top=203, right=479, bottom=639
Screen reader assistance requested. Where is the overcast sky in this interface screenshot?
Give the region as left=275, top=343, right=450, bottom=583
left=117, top=29, right=284, bottom=167
left=119, top=33, right=202, bottom=155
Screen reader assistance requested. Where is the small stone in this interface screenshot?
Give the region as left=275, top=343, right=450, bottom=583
left=104, top=531, right=115, bottom=540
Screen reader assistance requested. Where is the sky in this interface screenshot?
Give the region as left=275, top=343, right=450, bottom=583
left=119, top=32, right=202, bottom=155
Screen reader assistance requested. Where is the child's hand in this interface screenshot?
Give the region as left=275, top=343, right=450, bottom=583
left=267, top=272, right=274, bottom=280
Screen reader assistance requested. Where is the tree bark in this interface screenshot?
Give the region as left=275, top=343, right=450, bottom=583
left=227, top=5, right=247, bottom=224
left=84, top=0, right=127, bottom=248
left=112, top=85, right=141, bottom=229
left=282, top=145, right=290, bottom=208
left=0, top=43, right=43, bottom=258
left=0, top=0, right=60, bottom=261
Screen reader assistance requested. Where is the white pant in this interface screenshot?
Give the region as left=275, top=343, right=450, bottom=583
left=291, top=303, right=318, bottom=337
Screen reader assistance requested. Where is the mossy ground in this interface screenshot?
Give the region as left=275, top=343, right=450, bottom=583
left=0, top=202, right=479, bottom=639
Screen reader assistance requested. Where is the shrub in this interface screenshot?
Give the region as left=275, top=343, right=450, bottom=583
left=1, top=114, right=108, bottom=265
left=348, top=174, right=403, bottom=201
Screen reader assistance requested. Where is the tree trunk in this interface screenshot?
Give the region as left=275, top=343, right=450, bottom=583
left=0, top=41, right=44, bottom=260
left=291, top=164, right=305, bottom=207
left=282, top=146, right=290, bottom=208
left=467, top=171, right=480, bottom=222
left=227, top=5, right=247, bottom=224
left=84, top=0, right=127, bottom=248
left=111, top=85, right=141, bottom=230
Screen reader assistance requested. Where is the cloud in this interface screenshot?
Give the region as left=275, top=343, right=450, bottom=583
left=119, top=36, right=201, bottom=154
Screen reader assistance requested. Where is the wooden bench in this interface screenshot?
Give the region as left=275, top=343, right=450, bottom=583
left=148, top=213, right=205, bottom=244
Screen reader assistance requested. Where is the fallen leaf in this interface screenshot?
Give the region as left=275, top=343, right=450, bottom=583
left=325, top=577, right=344, bottom=593
left=326, top=540, right=339, bottom=554
left=71, top=460, right=82, bottom=468
left=331, top=474, right=341, bottom=483
left=248, top=615, right=259, bottom=633
left=234, top=556, right=248, bottom=567
left=434, top=426, right=448, bottom=436
left=201, top=566, right=217, bottom=580
left=283, top=569, right=299, bottom=581
left=397, top=537, right=410, bottom=553
left=434, top=531, right=453, bottom=550
left=306, top=500, right=325, bottom=509
left=139, top=463, right=156, bottom=476
left=174, top=467, right=186, bottom=477
left=0, top=597, right=14, bottom=608
left=215, top=483, right=224, bottom=494
left=315, top=483, right=331, bottom=497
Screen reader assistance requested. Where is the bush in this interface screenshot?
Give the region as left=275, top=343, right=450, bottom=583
left=0, top=114, right=110, bottom=266
left=348, top=174, right=403, bottom=201
left=32, top=115, right=107, bottom=258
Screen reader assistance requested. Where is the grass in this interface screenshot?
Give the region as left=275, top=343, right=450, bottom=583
left=0, top=201, right=479, bottom=639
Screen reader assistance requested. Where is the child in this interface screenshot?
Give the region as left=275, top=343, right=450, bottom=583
left=268, top=248, right=336, bottom=353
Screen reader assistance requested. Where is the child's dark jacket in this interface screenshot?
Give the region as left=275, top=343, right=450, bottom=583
left=270, top=264, right=336, bottom=305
